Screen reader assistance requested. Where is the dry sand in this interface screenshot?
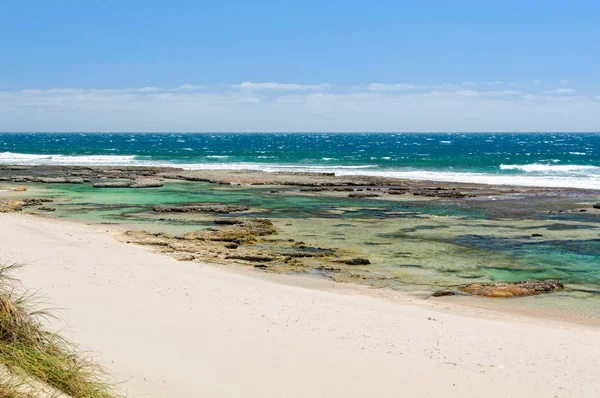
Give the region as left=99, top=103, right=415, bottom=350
left=0, top=213, right=599, bottom=397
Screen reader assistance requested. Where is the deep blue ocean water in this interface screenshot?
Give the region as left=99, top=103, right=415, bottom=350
left=1, top=132, right=599, bottom=188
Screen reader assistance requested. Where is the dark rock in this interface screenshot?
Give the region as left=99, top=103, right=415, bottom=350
left=531, top=233, right=544, bottom=237
left=153, top=204, right=250, bottom=214
left=432, top=289, right=455, bottom=297
left=593, top=203, right=600, bottom=209
left=224, top=243, right=239, bottom=249
left=22, top=198, right=53, bottom=206
left=38, top=206, right=56, bottom=212
left=348, top=193, right=380, bottom=198
left=345, top=258, right=371, bottom=265
left=225, top=255, right=274, bottom=262
left=299, top=187, right=326, bottom=192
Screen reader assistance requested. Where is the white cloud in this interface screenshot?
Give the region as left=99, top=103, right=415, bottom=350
left=543, top=88, right=576, bottom=94
left=486, top=81, right=505, bottom=86
left=435, top=83, right=461, bottom=90
left=232, top=82, right=331, bottom=91
left=560, top=80, right=570, bottom=85
left=367, top=83, right=425, bottom=92
left=461, top=81, right=475, bottom=86
left=175, top=84, right=206, bottom=91
left=430, top=89, right=520, bottom=97
left=532, top=80, right=542, bottom=84
left=1, top=83, right=599, bottom=132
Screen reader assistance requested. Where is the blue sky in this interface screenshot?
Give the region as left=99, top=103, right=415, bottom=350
left=1, top=0, right=599, bottom=132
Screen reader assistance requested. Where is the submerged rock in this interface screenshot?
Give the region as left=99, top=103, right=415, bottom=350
left=593, top=203, right=600, bottom=209
left=458, top=279, right=564, bottom=298
left=153, top=204, right=250, bottom=214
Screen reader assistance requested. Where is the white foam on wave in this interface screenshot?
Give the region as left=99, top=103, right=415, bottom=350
left=1, top=152, right=598, bottom=189
left=500, top=163, right=599, bottom=173
left=332, top=170, right=600, bottom=189
left=0, top=152, right=136, bottom=165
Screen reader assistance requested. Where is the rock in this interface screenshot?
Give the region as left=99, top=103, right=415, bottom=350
left=36, top=177, right=83, bottom=184
left=348, top=193, right=380, bottom=198
left=183, top=218, right=276, bottom=243
left=225, top=255, right=274, bottom=262
left=345, top=258, right=371, bottom=265
left=412, top=189, right=470, bottom=198
left=93, top=181, right=133, bottom=188
left=12, top=187, right=27, bottom=192
left=224, top=243, right=239, bottom=249
left=22, top=198, right=53, bottom=206
left=593, top=203, right=600, bottom=209
left=432, top=289, right=455, bottom=297
left=38, top=206, right=56, bottom=211
left=0, top=198, right=52, bottom=212
left=153, top=204, right=250, bottom=214
left=0, top=201, right=23, bottom=212
left=129, top=180, right=164, bottom=188
left=458, top=279, right=564, bottom=298
left=173, top=253, right=195, bottom=261
left=299, top=187, right=326, bottom=192
left=531, top=233, right=543, bottom=237
left=387, top=187, right=410, bottom=195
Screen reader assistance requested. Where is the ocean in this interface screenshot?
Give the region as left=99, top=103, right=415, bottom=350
left=1, top=132, right=599, bottom=189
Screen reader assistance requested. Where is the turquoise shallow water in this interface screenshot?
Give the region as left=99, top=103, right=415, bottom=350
left=1, top=132, right=600, bottom=188
left=32, top=182, right=600, bottom=295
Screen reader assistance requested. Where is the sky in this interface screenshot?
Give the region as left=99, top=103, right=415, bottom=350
left=1, top=0, right=599, bottom=132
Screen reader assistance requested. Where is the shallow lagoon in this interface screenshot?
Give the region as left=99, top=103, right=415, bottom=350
left=20, top=181, right=600, bottom=320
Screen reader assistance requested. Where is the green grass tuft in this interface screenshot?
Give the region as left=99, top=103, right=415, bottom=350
left=0, top=263, right=120, bottom=397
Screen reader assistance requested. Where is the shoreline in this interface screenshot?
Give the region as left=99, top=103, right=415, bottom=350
left=32, top=212, right=600, bottom=328
left=1, top=212, right=599, bottom=397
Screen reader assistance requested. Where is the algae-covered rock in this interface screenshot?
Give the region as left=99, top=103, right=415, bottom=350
left=458, top=279, right=564, bottom=298
left=183, top=218, right=276, bottom=243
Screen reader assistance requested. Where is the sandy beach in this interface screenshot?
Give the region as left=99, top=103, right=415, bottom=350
left=0, top=212, right=597, bottom=397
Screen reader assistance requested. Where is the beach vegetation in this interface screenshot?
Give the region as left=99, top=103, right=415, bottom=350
left=0, top=263, right=119, bottom=398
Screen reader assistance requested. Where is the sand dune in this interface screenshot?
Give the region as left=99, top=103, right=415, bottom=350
left=0, top=213, right=598, bottom=397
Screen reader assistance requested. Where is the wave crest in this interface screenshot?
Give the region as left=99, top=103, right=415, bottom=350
left=500, top=163, right=599, bottom=173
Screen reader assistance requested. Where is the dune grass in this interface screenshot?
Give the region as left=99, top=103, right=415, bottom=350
left=0, top=263, right=119, bottom=398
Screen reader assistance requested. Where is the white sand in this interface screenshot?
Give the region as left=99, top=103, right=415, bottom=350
left=1, top=213, right=599, bottom=398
